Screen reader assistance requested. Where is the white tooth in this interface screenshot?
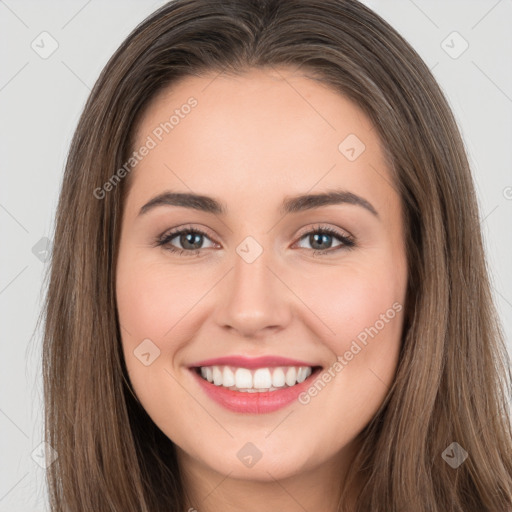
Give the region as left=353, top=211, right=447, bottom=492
left=212, top=366, right=223, bottom=385
left=296, top=366, right=309, bottom=383
left=223, top=367, right=235, bottom=387
left=304, top=367, right=312, bottom=379
left=200, top=367, right=208, bottom=379
left=285, top=367, right=297, bottom=386
left=235, top=368, right=252, bottom=388
left=245, top=388, right=258, bottom=393
left=253, top=368, right=272, bottom=389
left=272, top=367, right=286, bottom=387
left=205, top=367, right=213, bottom=382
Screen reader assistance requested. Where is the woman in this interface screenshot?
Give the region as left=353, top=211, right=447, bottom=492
left=41, top=0, right=512, bottom=510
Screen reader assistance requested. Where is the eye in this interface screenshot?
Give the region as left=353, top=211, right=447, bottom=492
left=294, top=225, right=355, bottom=254
left=155, top=226, right=217, bottom=257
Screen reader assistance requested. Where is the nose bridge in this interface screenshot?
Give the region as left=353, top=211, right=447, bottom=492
left=233, top=238, right=273, bottom=301
left=215, top=235, right=291, bottom=337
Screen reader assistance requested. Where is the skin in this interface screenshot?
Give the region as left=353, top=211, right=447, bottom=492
left=116, top=66, right=408, bottom=512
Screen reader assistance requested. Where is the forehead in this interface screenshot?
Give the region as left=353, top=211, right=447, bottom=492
left=127, top=67, right=395, bottom=216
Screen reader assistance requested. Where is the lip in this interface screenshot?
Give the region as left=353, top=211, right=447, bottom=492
left=188, top=355, right=320, bottom=369
left=189, top=364, right=323, bottom=414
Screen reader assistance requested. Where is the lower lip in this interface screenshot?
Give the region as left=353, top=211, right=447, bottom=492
left=190, top=367, right=322, bottom=414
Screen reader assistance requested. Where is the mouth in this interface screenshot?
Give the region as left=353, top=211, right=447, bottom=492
left=188, top=356, right=324, bottom=414
left=191, top=364, right=323, bottom=392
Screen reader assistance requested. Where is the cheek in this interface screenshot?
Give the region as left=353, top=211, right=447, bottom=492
left=116, top=256, right=204, bottom=426
left=295, top=253, right=403, bottom=358
left=115, top=251, right=189, bottom=393
left=293, top=260, right=406, bottom=435
left=297, top=258, right=405, bottom=354
left=116, top=255, right=203, bottom=350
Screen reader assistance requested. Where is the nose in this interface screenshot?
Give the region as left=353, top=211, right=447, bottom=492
left=213, top=246, right=293, bottom=339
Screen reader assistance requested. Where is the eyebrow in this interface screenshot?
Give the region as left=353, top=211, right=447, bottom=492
left=138, top=189, right=379, bottom=218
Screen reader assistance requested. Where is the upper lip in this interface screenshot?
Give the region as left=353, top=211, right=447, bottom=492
left=189, top=355, right=322, bottom=369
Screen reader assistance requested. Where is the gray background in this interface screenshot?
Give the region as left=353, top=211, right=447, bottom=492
left=1, top=0, right=511, bottom=510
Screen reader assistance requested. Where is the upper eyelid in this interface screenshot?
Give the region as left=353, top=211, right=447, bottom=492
left=161, top=225, right=217, bottom=243
left=295, top=224, right=353, bottom=240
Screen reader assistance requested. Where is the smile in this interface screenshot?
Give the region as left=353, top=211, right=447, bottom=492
left=188, top=356, right=323, bottom=414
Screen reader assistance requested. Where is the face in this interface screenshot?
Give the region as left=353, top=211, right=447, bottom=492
left=116, top=67, right=407, bottom=485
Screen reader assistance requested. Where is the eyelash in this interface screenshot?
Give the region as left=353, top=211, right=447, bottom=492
left=155, top=224, right=356, bottom=257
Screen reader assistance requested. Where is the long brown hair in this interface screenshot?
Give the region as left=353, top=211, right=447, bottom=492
left=41, top=0, right=512, bottom=510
